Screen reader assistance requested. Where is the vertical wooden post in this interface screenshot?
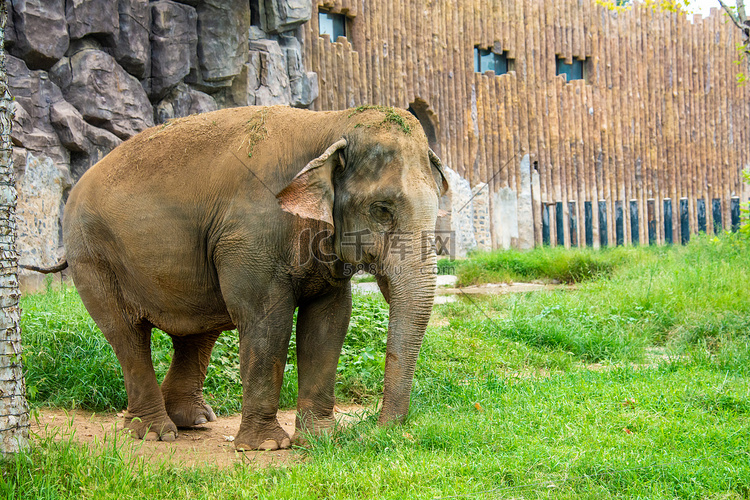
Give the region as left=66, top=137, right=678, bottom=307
left=680, top=197, right=690, bottom=245
left=697, top=198, right=706, bottom=233
left=630, top=200, right=639, bottom=246
left=664, top=198, right=673, bottom=245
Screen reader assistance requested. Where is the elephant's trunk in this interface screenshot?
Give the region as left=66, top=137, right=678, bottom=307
left=377, top=232, right=437, bottom=424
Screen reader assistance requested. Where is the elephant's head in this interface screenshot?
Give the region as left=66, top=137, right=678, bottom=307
left=277, top=107, right=448, bottom=424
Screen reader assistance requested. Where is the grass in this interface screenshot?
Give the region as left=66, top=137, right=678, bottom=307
left=441, top=245, right=651, bottom=286
left=349, top=105, right=413, bottom=134
left=245, top=107, right=269, bottom=158
left=5, top=233, right=750, bottom=498
left=21, top=287, right=390, bottom=415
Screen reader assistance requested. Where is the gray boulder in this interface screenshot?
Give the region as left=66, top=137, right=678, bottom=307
left=263, top=0, right=311, bottom=34
left=6, top=55, right=68, bottom=165
left=9, top=0, right=69, bottom=70
left=194, top=0, right=249, bottom=84
left=248, top=39, right=291, bottom=105
left=16, top=150, right=70, bottom=289
left=50, top=100, right=122, bottom=179
left=50, top=48, right=154, bottom=140
left=281, top=35, right=318, bottom=107
left=114, top=0, right=151, bottom=79
left=149, top=0, right=198, bottom=100
left=65, top=0, right=120, bottom=46
left=154, top=83, right=218, bottom=124
left=213, top=64, right=256, bottom=107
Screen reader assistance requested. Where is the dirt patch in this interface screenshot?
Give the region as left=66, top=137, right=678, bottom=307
left=31, top=406, right=367, bottom=469
left=437, top=282, right=576, bottom=296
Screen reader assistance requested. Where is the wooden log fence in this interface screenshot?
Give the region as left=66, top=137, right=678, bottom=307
left=305, top=0, right=750, bottom=249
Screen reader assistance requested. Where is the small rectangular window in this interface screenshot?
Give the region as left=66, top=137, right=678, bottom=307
left=319, top=10, right=346, bottom=42
left=556, top=57, right=586, bottom=82
left=474, top=46, right=512, bottom=75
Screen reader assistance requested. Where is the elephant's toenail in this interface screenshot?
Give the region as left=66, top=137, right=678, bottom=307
left=258, top=439, right=279, bottom=451
left=280, top=437, right=291, bottom=449
left=161, top=432, right=176, bottom=442
left=144, top=431, right=159, bottom=441
left=194, top=416, right=208, bottom=425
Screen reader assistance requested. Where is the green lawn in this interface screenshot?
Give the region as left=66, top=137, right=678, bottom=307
left=3, top=234, right=750, bottom=499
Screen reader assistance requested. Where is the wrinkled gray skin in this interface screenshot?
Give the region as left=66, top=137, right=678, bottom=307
left=62, top=106, right=447, bottom=450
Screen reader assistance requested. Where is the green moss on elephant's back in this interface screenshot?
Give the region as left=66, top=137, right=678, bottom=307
left=349, top=105, right=413, bottom=135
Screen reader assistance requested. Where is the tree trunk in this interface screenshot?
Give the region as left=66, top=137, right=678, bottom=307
left=0, top=1, right=30, bottom=455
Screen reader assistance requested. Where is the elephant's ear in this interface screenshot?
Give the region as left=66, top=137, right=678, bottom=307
left=276, top=139, right=347, bottom=226
left=429, top=149, right=449, bottom=196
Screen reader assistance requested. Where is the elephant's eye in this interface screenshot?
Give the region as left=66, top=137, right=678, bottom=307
left=370, top=203, right=393, bottom=224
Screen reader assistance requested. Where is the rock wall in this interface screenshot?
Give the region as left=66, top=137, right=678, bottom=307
left=4, top=0, right=318, bottom=289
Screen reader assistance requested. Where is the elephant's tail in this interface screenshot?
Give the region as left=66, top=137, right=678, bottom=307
left=21, top=258, right=68, bottom=274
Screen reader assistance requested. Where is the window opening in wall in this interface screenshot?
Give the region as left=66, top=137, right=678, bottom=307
left=474, top=46, right=512, bottom=75
left=556, top=57, right=587, bottom=82
left=319, top=10, right=346, bottom=42
left=250, top=0, right=261, bottom=27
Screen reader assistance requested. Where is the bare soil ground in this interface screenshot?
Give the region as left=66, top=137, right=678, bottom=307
left=31, top=406, right=367, bottom=469
left=436, top=281, right=575, bottom=296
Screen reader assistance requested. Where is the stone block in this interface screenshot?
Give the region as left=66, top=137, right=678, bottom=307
left=282, top=35, right=318, bottom=107
left=292, top=71, right=318, bottom=108
left=50, top=100, right=122, bottom=179
left=16, top=151, right=68, bottom=276
left=263, top=0, right=311, bottom=34
left=492, top=187, right=518, bottom=250
left=114, top=0, right=151, bottom=79
left=65, top=0, right=120, bottom=46
left=6, top=55, right=69, bottom=165
left=213, top=64, right=252, bottom=108
left=517, top=154, right=535, bottom=249
left=248, top=39, right=291, bottom=105
left=195, top=0, right=249, bottom=83
left=248, top=26, right=266, bottom=41
left=154, top=83, right=218, bottom=124
left=443, top=165, right=476, bottom=258
left=50, top=48, right=154, bottom=139
left=149, top=0, right=198, bottom=100
left=9, top=0, right=69, bottom=70
left=472, top=183, right=491, bottom=251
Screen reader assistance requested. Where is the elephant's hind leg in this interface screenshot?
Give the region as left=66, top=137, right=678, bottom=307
left=161, top=331, right=221, bottom=427
left=71, top=262, right=177, bottom=441
left=96, top=317, right=178, bottom=441
left=112, top=321, right=178, bottom=441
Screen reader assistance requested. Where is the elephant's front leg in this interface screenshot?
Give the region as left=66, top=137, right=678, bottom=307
left=234, top=292, right=296, bottom=451
left=294, top=283, right=352, bottom=443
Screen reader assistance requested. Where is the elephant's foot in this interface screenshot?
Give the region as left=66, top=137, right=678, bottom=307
left=234, top=418, right=291, bottom=451
left=164, top=395, right=217, bottom=428
left=293, top=410, right=336, bottom=447
left=122, top=410, right=178, bottom=442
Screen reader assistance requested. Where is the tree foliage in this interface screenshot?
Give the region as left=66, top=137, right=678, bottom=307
left=718, top=0, right=750, bottom=83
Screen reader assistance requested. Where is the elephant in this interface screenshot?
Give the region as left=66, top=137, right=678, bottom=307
left=34, top=105, right=447, bottom=450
